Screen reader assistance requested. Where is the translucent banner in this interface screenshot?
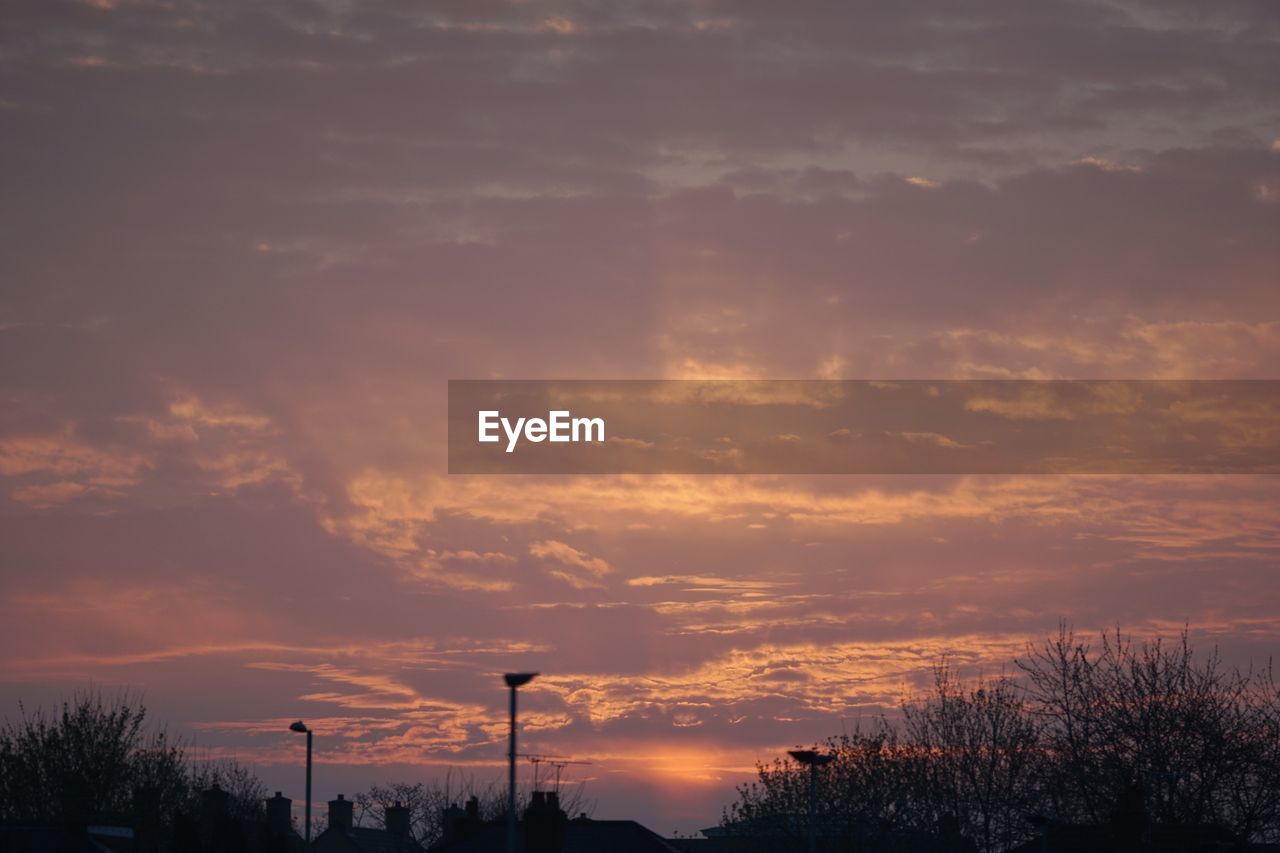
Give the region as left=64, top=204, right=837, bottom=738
left=447, top=380, right=1280, bottom=474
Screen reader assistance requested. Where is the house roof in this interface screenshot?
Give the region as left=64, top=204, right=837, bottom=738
left=1004, top=822, right=1264, bottom=853
left=315, top=825, right=427, bottom=853
left=429, top=818, right=681, bottom=853
left=0, top=824, right=135, bottom=853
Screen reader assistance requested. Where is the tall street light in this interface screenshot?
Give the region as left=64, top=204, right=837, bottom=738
left=789, top=749, right=834, bottom=853
left=289, top=721, right=313, bottom=843
left=504, top=673, right=538, bottom=853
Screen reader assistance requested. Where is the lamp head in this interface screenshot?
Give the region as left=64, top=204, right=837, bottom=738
left=289, top=721, right=309, bottom=734
left=504, top=672, right=539, bottom=688
left=788, top=750, right=834, bottom=766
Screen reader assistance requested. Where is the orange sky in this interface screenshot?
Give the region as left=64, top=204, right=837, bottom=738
left=2, top=0, right=1279, bottom=836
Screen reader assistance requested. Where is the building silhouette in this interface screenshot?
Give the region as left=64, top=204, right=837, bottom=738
left=427, top=791, right=679, bottom=853
left=311, top=795, right=424, bottom=853
left=1007, top=786, right=1280, bottom=853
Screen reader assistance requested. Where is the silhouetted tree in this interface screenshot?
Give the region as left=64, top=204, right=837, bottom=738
left=0, top=690, right=267, bottom=848
left=902, top=664, right=1039, bottom=852
left=190, top=759, right=269, bottom=823
left=725, top=724, right=928, bottom=851
left=1017, top=625, right=1280, bottom=841
left=353, top=771, right=591, bottom=846
left=724, top=627, right=1280, bottom=851
left=355, top=781, right=451, bottom=844
left=0, top=689, right=177, bottom=825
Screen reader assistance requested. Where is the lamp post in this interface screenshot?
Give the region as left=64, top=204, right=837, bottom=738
left=788, top=750, right=834, bottom=853
left=504, top=673, right=538, bottom=853
left=289, top=721, right=313, bottom=843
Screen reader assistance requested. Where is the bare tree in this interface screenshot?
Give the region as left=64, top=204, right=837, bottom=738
left=353, top=771, right=592, bottom=847
left=0, top=689, right=178, bottom=825
left=901, top=663, right=1040, bottom=852
left=1017, top=625, right=1280, bottom=839
left=0, top=690, right=268, bottom=844
left=725, top=724, right=931, bottom=851
left=190, top=759, right=269, bottom=821
left=724, top=626, right=1280, bottom=850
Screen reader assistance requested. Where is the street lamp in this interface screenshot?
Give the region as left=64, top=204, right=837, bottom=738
left=788, top=749, right=834, bottom=853
left=504, top=673, right=538, bottom=853
left=289, top=721, right=313, bottom=843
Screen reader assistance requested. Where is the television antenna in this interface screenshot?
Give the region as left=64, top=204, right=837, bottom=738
left=525, top=754, right=593, bottom=792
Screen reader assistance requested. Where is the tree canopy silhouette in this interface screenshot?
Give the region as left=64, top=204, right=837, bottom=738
left=0, top=689, right=265, bottom=833
left=724, top=626, right=1280, bottom=852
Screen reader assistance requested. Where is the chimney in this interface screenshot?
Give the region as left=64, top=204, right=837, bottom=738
left=385, top=801, right=411, bottom=838
left=266, top=792, right=292, bottom=838
left=329, top=794, right=353, bottom=833
left=523, top=790, right=567, bottom=853
left=201, top=784, right=230, bottom=818
left=199, top=784, right=230, bottom=837
left=442, top=803, right=465, bottom=843
left=443, top=796, right=483, bottom=844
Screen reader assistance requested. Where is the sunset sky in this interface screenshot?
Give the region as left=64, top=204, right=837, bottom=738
left=2, top=0, right=1280, bottom=836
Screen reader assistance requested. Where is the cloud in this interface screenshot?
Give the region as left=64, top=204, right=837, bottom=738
left=626, top=576, right=787, bottom=593
left=0, top=426, right=150, bottom=504
left=897, top=431, right=973, bottom=449
left=530, top=539, right=613, bottom=589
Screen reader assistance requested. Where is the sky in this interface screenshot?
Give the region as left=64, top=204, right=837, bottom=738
left=1, top=0, right=1279, bottom=837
